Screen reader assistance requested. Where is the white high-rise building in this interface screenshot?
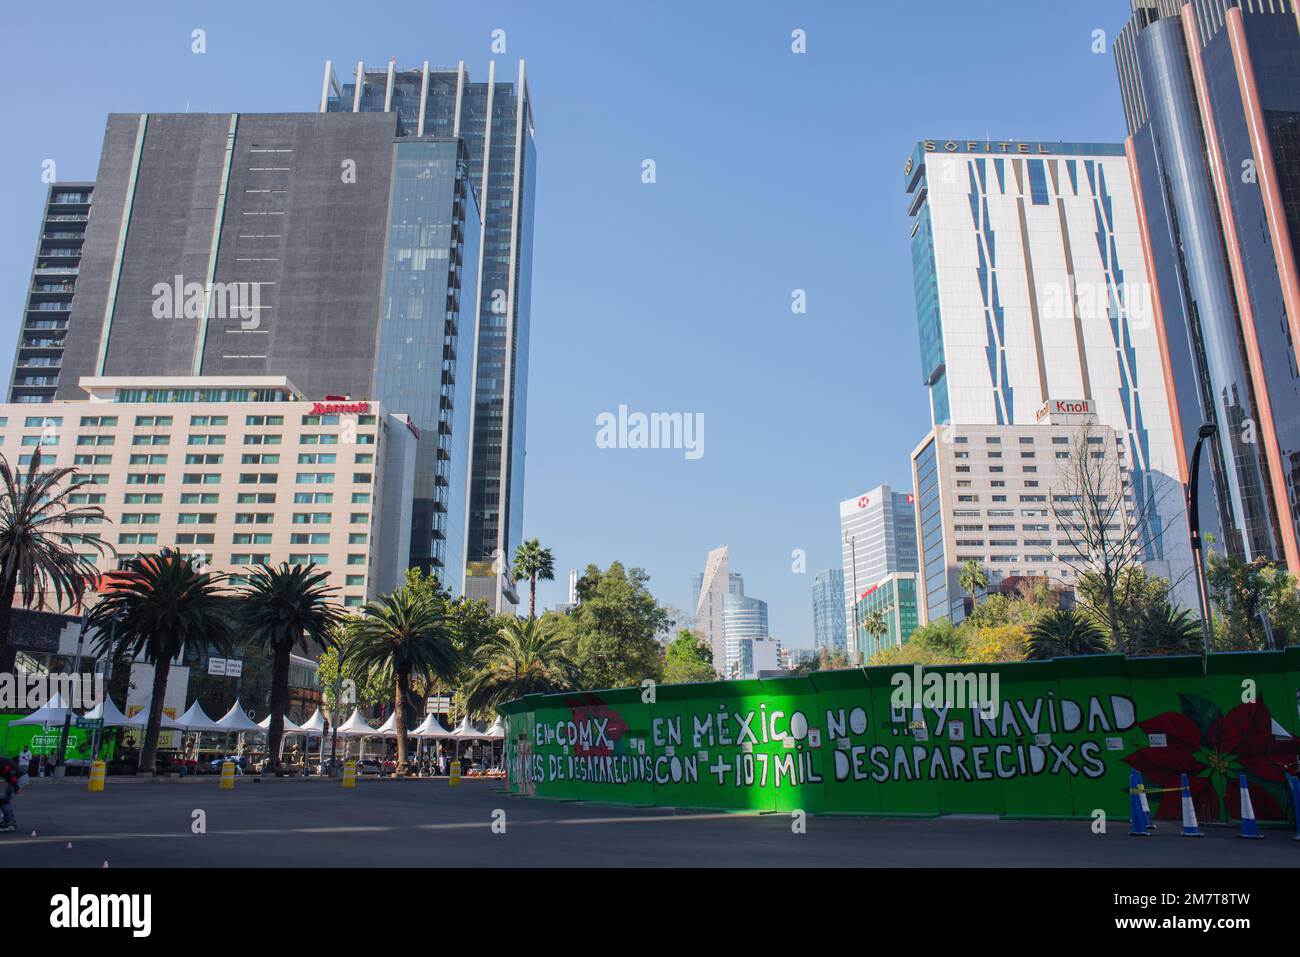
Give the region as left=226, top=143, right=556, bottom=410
left=903, top=138, right=1194, bottom=611
left=693, top=545, right=731, bottom=674
left=839, top=486, right=918, bottom=662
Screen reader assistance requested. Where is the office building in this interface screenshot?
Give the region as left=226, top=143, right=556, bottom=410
left=693, top=545, right=741, bottom=674
left=9, top=184, right=94, bottom=403
left=853, top=572, right=919, bottom=661
left=839, top=486, right=918, bottom=661
left=723, top=591, right=769, bottom=678
left=903, top=137, right=1194, bottom=607
left=0, top=375, right=417, bottom=606
left=811, top=568, right=847, bottom=654
left=325, top=59, right=537, bottom=607
left=1114, top=1, right=1300, bottom=577
left=11, top=94, right=499, bottom=598
left=910, top=418, right=1131, bottom=624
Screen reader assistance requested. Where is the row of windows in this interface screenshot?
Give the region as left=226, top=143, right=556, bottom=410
left=115, top=530, right=368, bottom=544
left=69, top=491, right=370, bottom=506
left=20, top=413, right=376, bottom=428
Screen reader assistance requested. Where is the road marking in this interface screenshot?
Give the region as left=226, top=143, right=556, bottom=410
left=2, top=811, right=769, bottom=847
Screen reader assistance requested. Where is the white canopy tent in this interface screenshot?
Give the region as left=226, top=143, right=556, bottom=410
left=299, top=708, right=327, bottom=735
left=125, top=705, right=185, bottom=731
left=82, top=696, right=134, bottom=728
left=177, top=702, right=223, bottom=733
left=410, top=714, right=452, bottom=739
left=449, top=715, right=491, bottom=739
left=484, top=716, right=506, bottom=739
left=10, top=690, right=76, bottom=727
left=215, top=700, right=263, bottom=734
left=334, top=708, right=380, bottom=736
left=374, top=713, right=400, bottom=738
left=257, top=713, right=305, bottom=735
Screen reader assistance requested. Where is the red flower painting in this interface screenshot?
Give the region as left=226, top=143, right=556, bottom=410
left=561, top=693, right=630, bottom=758
left=1123, top=696, right=1300, bottom=821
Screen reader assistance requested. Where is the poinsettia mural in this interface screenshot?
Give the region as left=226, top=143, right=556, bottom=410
left=1123, top=696, right=1300, bottom=821
left=561, top=693, right=630, bottom=758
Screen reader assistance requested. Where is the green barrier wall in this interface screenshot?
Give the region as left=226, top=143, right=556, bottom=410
left=502, top=650, right=1300, bottom=822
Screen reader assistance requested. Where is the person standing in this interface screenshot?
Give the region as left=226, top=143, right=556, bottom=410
left=16, top=747, right=32, bottom=786
left=0, top=755, right=22, bottom=832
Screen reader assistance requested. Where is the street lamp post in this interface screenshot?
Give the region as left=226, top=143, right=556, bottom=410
left=1186, top=421, right=1217, bottom=656
left=844, top=533, right=860, bottom=665
left=53, top=609, right=91, bottom=778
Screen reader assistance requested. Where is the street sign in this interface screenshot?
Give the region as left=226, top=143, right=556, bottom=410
left=226, top=659, right=243, bottom=678
left=208, top=657, right=227, bottom=676
left=75, top=717, right=103, bottom=730
left=426, top=695, right=451, bottom=714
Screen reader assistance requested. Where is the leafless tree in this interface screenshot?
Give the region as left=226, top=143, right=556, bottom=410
left=1048, top=423, right=1184, bottom=653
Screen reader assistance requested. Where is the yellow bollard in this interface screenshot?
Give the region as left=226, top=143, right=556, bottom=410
left=342, top=759, right=357, bottom=789
left=449, top=759, right=461, bottom=787
left=87, top=760, right=106, bottom=792
left=220, top=760, right=235, bottom=790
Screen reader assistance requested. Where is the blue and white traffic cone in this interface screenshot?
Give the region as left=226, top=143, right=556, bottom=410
left=1179, top=773, right=1201, bottom=837
left=1128, top=769, right=1149, bottom=837
left=1286, top=773, right=1300, bottom=842
left=1136, top=771, right=1157, bottom=830
left=1237, top=773, right=1263, bottom=839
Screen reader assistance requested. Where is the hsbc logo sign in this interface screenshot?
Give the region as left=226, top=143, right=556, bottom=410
left=857, top=495, right=870, bottom=509
left=1035, top=398, right=1091, bottom=422
left=311, top=401, right=370, bottom=415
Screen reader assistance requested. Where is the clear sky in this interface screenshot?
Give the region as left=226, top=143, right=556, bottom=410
left=0, top=1, right=1138, bottom=648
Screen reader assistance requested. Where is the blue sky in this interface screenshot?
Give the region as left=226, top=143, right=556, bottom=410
left=0, top=1, right=1137, bottom=647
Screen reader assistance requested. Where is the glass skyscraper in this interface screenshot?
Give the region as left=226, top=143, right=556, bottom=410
left=839, top=485, right=918, bottom=661
left=811, top=568, right=846, bottom=655
left=326, top=59, right=537, bottom=609
left=375, top=139, right=480, bottom=585
left=1114, top=1, right=1300, bottom=579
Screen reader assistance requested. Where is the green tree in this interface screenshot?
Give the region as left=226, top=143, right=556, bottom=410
left=554, top=562, right=669, bottom=689
left=1204, top=552, right=1299, bottom=651
left=1126, top=603, right=1201, bottom=657
left=88, top=550, right=233, bottom=772
left=1026, top=608, right=1108, bottom=660
left=1077, top=566, right=1169, bottom=643
left=512, top=539, right=555, bottom=619
left=348, top=589, right=458, bottom=773
left=967, top=624, right=1029, bottom=663
left=870, top=618, right=968, bottom=666
left=464, top=616, right=578, bottom=713
left=239, top=563, right=345, bottom=774
left=0, top=448, right=112, bottom=669
left=663, top=629, right=715, bottom=683
left=957, top=559, right=989, bottom=614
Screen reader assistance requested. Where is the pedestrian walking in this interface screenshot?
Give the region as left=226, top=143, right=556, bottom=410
left=0, top=755, right=23, bottom=833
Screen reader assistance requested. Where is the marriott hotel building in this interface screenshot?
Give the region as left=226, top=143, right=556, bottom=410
left=903, top=139, right=1194, bottom=622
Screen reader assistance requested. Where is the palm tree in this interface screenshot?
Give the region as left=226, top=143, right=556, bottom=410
left=88, top=550, right=232, bottom=772
left=858, top=606, right=892, bottom=656
left=511, top=539, right=555, bottom=619
left=1026, top=608, right=1108, bottom=660
left=239, top=563, right=345, bottom=774
left=0, top=448, right=112, bottom=668
left=1126, top=603, right=1201, bottom=657
left=347, top=590, right=458, bottom=773
left=957, top=559, right=989, bottom=615
left=464, top=617, right=578, bottom=714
